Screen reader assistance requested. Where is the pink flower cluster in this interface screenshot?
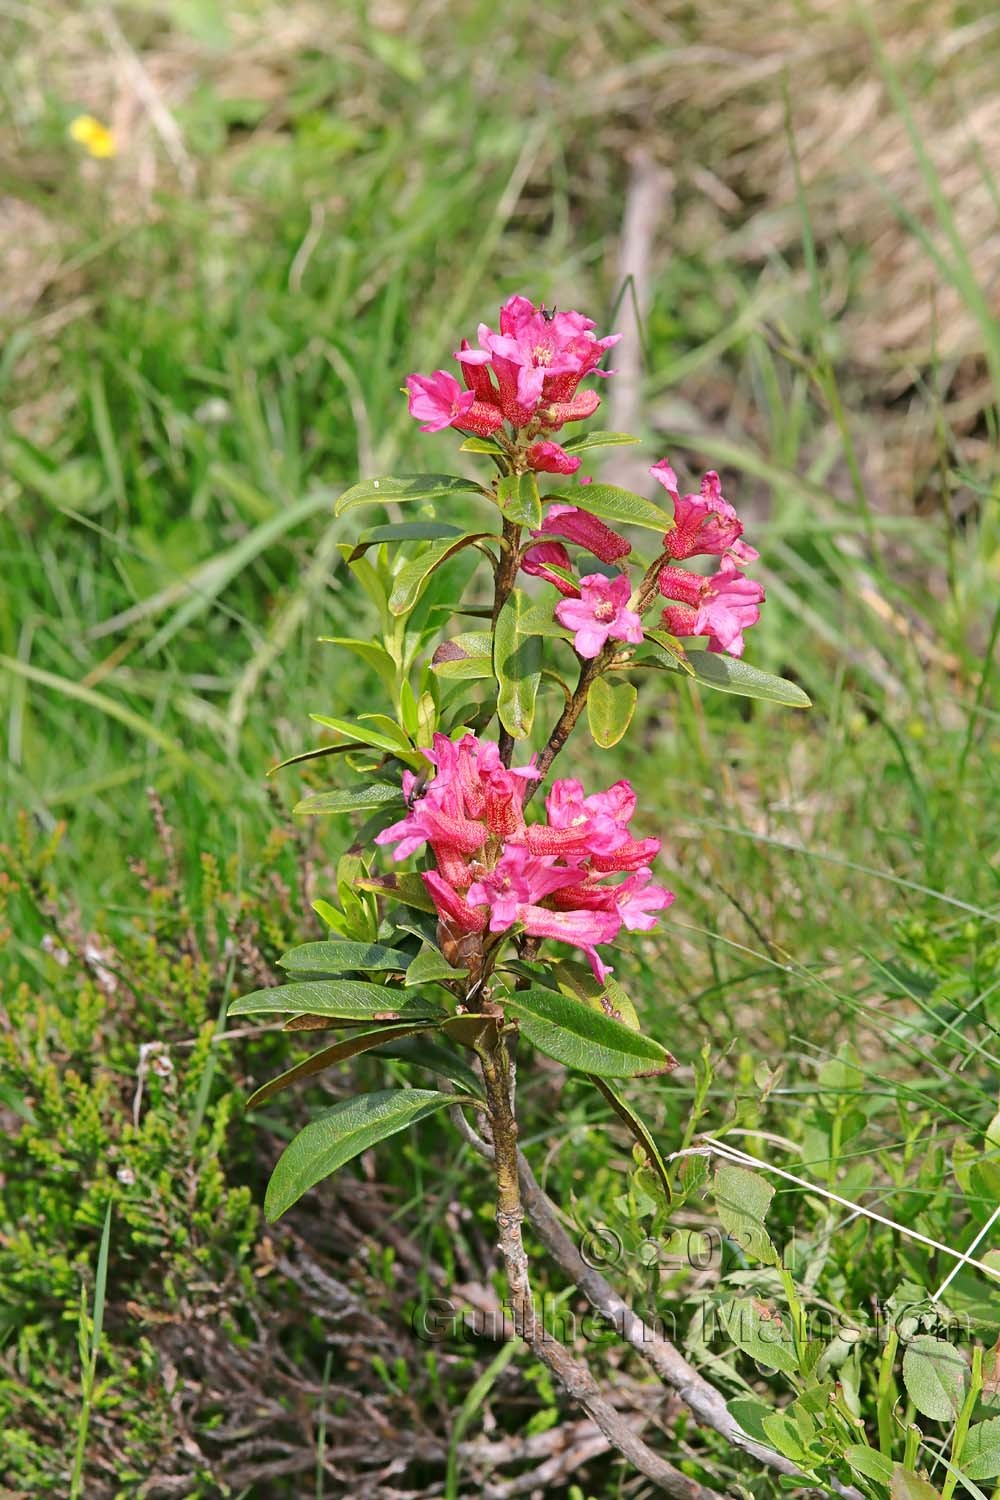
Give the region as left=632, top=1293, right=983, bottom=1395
left=651, top=461, right=764, bottom=658
left=375, top=734, right=673, bottom=982
left=515, top=466, right=763, bottom=660
left=522, top=504, right=641, bottom=659
left=405, top=295, right=619, bottom=475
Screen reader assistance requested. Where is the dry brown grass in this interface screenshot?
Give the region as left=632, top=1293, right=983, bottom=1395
left=2, top=0, right=999, bottom=417
left=594, top=2, right=1000, bottom=363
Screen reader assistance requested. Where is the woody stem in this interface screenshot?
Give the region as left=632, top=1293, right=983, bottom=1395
left=523, top=643, right=612, bottom=800
left=522, top=552, right=672, bottom=799
left=477, top=1033, right=717, bottom=1500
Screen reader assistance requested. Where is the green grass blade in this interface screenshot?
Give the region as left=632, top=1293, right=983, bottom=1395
left=0, top=656, right=222, bottom=794
left=69, top=1200, right=112, bottom=1500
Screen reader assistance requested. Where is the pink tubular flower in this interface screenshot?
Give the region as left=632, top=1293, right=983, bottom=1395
left=483, top=764, right=532, bottom=836
left=375, top=800, right=487, bottom=863
left=538, top=504, right=631, bottom=564
left=515, top=819, right=626, bottom=860
left=550, top=866, right=674, bottom=929
left=555, top=572, right=643, bottom=659
left=651, top=459, right=759, bottom=565
left=526, top=777, right=635, bottom=859
left=457, top=338, right=499, bottom=403
left=588, top=837, right=662, bottom=873
left=649, top=458, right=680, bottom=497
left=423, top=732, right=538, bottom=809
left=521, top=541, right=579, bottom=597
left=521, top=905, right=622, bottom=982
left=485, top=297, right=619, bottom=404
left=461, top=400, right=507, bottom=438
left=484, top=899, right=622, bottom=984
left=615, top=869, right=675, bottom=931
left=547, top=776, right=635, bottom=830
left=422, top=871, right=488, bottom=934
left=409, top=295, right=621, bottom=448
left=525, top=440, right=580, bottom=475
left=375, top=733, right=536, bottom=872
left=539, top=388, right=601, bottom=431
left=405, top=371, right=476, bottom=433
left=660, top=555, right=765, bottom=657
left=451, top=338, right=506, bottom=436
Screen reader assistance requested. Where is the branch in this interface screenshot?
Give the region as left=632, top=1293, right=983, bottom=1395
left=451, top=1102, right=493, bottom=1158
left=525, top=648, right=608, bottom=798
left=479, top=1423, right=610, bottom=1499
left=477, top=1042, right=719, bottom=1500
left=633, top=546, right=672, bottom=615
left=525, top=550, right=672, bottom=799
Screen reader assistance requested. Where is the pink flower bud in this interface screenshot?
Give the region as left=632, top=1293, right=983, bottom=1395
left=525, top=440, right=580, bottom=475
left=405, top=371, right=475, bottom=433
left=538, top=504, right=631, bottom=563
left=521, top=541, right=579, bottom=597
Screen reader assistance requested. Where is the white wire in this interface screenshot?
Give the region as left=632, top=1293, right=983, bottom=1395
left=669, top=1136, right=1000, bottom=1288
left=931, top=1201, right=1000, bottom=1303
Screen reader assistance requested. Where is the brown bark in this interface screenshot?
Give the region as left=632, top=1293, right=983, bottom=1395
left=477, top=1038, right=722, bottom=1500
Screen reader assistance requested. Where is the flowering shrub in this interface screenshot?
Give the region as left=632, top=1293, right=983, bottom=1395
left=230, top=294, right=815, bottom=1490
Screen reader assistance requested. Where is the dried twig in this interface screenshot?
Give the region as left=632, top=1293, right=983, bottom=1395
left=478, top=1423, right=611, bottom=1498
left=97, top=5, right=196, bottom=191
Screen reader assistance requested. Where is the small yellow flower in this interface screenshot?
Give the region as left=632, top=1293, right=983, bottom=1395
left=68, top=114, right=117, bottom=159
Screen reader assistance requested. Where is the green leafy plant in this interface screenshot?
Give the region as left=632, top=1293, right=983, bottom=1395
left=0, top=813, right=306, bottom=1495
left=229, top=295, right=829, bottom=1492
